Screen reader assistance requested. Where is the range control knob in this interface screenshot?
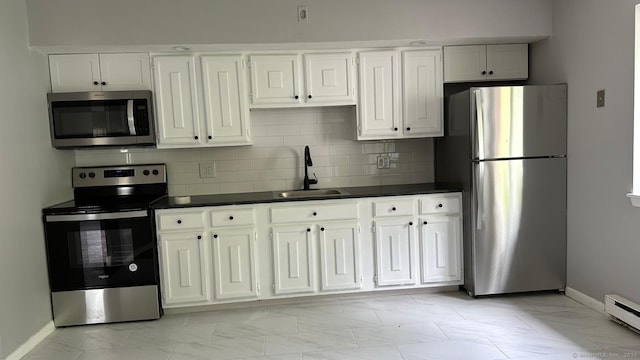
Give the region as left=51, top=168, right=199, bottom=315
left=152, top=169, right=159, bottom=176
left=143, top=170, right=150, bottom=176
left=79, top=172, right=87, bottom=179
left=88, top=172, right=95, bottom=178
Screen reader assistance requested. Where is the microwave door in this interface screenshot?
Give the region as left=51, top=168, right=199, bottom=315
left=127, top=100, right=136, bottom=136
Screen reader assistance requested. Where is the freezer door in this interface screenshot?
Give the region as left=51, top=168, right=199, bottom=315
left=472, top=85, right=567, bottom=160
left=471, top=157, right=566, bottom=296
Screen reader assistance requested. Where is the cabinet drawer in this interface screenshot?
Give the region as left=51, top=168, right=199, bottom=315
left=157, top=211, right=206, bottom=231
left=271, top=202, right=358, bottom=224
left=373, top=199, right=414, bottom=217
left=210, top=208, right=255, bottom=227
left=419, top=196, right=461, bottom=214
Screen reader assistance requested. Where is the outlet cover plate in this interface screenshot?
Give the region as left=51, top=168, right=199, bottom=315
left=199, top=163, right=217, bottom=178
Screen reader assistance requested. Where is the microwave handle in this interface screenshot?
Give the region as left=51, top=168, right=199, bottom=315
left=127, top=100, right=137, bottom=136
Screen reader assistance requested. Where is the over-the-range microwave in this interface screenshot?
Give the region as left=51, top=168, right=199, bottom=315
left=47, top=90, right=155, bottom=149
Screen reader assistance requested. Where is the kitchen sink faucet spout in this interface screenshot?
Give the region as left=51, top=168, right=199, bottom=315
left=303, top=145, right=318, bottom=190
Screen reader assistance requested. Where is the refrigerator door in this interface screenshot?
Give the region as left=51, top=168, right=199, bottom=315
left=471, top=157, right=566, bottom=296
left=472, top=85, right=567, bottom=160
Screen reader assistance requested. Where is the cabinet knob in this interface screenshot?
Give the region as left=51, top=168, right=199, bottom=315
left=438, top=204, right=443, bottom=208
left=229, top=216, right=234, bottom=220
left=394, top=127, right=399, bottom=131
left=313, top=212, right=317, bottom=216
left=307, top=228, right=311, bottom=232
left=213, top=234, right=218, bottom=238
left=194, top=136, right=199, bottom=140
left=93, top=81, right=99, bottom=85
left=488, top=70, right=494, bottom=75
left=406, top=127, right=411, bottom=131
left=320, top=227, right=325, bottom=231
left=197, top=235, right=202, bottom=240
left=208, top=135, right=212, bottom=140
left=294, top=95, right=299, bottom=99
left=423, top=221, right=428, bottom=225
left=392, top=207, right=397, bottom=211
left=177, top=220, right=182, bottom=224
left=308, top=95, right=312, bottom=99
left=481, top=70, right=487, bottom=75
left=409, top=222, right=413, bottom=226
left=101, top=81, right=106, bottom=86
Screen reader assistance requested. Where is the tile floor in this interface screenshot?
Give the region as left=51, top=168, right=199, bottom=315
left=22, top=290, right=640, bottom=360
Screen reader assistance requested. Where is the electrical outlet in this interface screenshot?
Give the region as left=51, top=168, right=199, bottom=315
left=199, top=163, right=217, bottom=178
left=376, top=154, right=390, bottom=169
left=597, top=89, right=605, bottom=108
left=298, top=5, right=309, bottom=22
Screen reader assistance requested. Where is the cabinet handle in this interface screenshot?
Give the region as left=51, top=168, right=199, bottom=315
left=313, top=212, right=317, bottom=216
left=409, top=221, right=413, bottom=226
left=93, top=81, right=99, bottom=85
left=229, top=216, right=234, bottom=220
left=392, top=207, right=397, bottom=211
left=320, top=227, right=325, bottom=231
left=294, top=95, right=299, bottom=99
left=423, top=221, right=428, bottom=225
left=197, top=235, right=202, bottom=240
left=488, top=70, right=494, bottom=75
left=177, top=220, right=182, bottom=224
left=194, top=136, right=199, bottom=140
left=208, top=135, right=212, bottom=140
left=394, top=127, right=398, bottom=131
left=101, top=81, right=106, bottom=86
left=481, top=70, right=487, bottom=75
left=307, top=228, right=311, bottom=232
left=406, top=127, right=411, bottom=131
left=213, top=234, right=218, bottom=238
left=308, top=95, right=312, bottom=99
left=438, top=204, right=443, bottom=208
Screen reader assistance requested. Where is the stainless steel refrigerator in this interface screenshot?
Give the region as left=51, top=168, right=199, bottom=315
left=435, top=85, right=567, bottom=296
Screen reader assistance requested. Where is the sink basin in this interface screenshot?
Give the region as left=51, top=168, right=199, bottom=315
left=276, top=189, right=349, bottom=199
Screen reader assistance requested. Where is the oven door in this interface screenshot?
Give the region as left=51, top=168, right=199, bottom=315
left=44, top=210, right=158, bottom=292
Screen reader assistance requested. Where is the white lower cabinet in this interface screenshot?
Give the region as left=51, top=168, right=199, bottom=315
left=374, top=218, right=416, bottom=287
left=420, top=216, right=462, bottom=284
left=156, top=193, right=462, bottom=308
left=159, top=231, right=208, bottom=305
left=211, top=227, right=258, bottom=300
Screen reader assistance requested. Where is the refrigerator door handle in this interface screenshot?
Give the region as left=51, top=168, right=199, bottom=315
left=474, top=162, right=484, bottom=230
left=475, top=90, right=486, bottom=160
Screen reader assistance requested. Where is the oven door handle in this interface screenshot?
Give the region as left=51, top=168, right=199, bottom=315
left=45, top=210, right=148, bottom=222
left=127, top=99, right=137, bottom=136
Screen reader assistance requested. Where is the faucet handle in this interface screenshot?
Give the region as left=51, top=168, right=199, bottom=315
left=309, top=173, right=318, bottom=185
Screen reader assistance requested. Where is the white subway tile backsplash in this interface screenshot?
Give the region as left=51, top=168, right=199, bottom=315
left=74, top=107, right=433, bottom=196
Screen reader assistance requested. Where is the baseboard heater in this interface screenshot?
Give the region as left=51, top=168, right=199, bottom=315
left=605, top=294, right=640, bottom=333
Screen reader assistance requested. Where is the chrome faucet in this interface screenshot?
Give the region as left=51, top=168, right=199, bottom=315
left=303, top=145, right=318, bottom=190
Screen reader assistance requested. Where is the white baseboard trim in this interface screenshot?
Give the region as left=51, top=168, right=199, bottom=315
left=565, top=286, right=606, bottom=315
left=5, top=321, right=55, bottom=360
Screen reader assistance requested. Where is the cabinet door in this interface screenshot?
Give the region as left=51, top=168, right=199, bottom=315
left=159, top=232, right=208, bottom=305
left=358, top=51, right=399, bottom=139
left=443, top=45, right=487, bottom=83
left=319, top=221, right=361, bottom=291
left=49, top=54, right=101, bottom=92
left=211, top=228, right=258, bottom=300
left=420, top=216, right=462, bottom=284
left=271, top=225, right=314, bottom=294
left=98, top=53, right=151, bottom=91
left=200, top=55, right=250, bottom=146
left=153, top=56, right=202, bottom=147
left=304, top=53, right=355, bottom=105
left=486, top=44, right=528, bottom=81
left=249, top=55, right=301, bottom=106
left=374, top=218, right=416, bottom=286
left=402, top=50, right=443, bottom=137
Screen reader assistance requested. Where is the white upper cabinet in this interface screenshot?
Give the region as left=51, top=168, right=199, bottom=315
left=358, top=48, right=442, bottom=140
left=249, top=52, right=355, bottom=108
left=49, top=53, right=150, bottom=92
left=402, top=50, right=443, bottom=138
left=153, top=55, right=251, bottom=148
left=443, top=44, right=528, bottom=83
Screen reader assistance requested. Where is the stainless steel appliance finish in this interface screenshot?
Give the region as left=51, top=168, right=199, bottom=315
left=51, top=285, right=160, bottom=327
left=436, top=84, right=567, bottom=296
left=47, top=90, right=155, bottom=149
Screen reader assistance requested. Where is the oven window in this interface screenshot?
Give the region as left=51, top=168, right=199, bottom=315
left=69, top=222, right=135, bottom=269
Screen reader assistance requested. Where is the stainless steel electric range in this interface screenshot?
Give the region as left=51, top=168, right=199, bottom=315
left=42, top=164, right=167, bottom=327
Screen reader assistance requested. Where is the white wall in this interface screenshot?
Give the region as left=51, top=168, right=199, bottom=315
left=530, top=0, right=640, bottom=303
left=25, top=0, right=552, bottom=50
left=76, top=107, right=434, bottom=195
left=0, top=0, right=75, bottom=358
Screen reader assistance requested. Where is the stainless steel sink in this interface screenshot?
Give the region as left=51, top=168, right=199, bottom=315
left=276, top=189, right=349, bottom=199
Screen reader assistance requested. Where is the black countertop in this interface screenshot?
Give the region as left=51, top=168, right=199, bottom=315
left=151, top=182, right=462, bottom=209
